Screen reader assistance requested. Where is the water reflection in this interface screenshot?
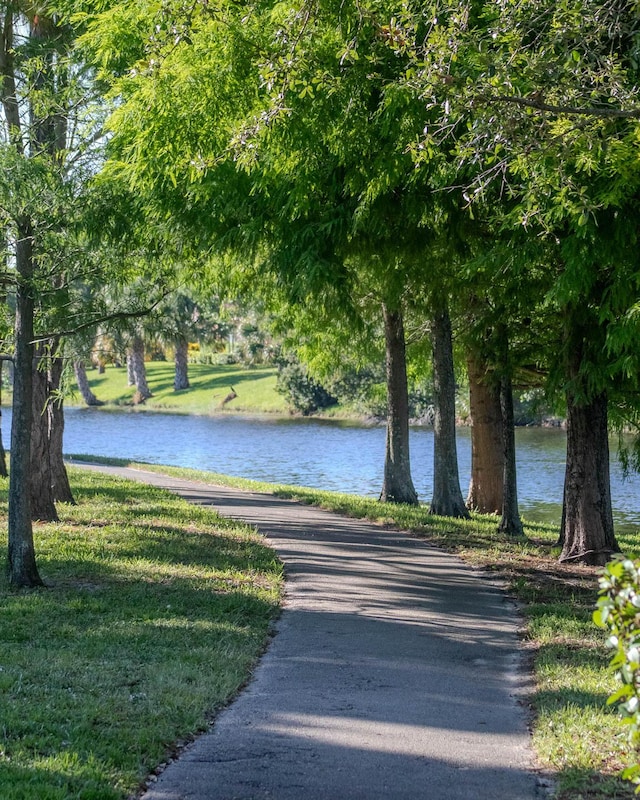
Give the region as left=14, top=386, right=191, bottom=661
left=3, top=407, right=639, bottom=535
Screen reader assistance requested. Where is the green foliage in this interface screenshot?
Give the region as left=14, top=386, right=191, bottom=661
left=326, top=366, right=387, bottom=418
left=594, top=556, right=640, bottom=790
left=275, top=357, right=338, bottom=416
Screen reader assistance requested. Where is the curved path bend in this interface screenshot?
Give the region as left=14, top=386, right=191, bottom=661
left=79, top=464, right=546, bottom=800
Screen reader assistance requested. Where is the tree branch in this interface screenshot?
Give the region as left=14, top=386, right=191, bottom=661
left=482, top=94, right=640, bottom=119
left=32, top=294, right=170, bottom=343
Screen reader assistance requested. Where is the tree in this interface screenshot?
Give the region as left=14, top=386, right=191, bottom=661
left=496, top=323, right=523, bottom=538
left=456, top=244, right=548, bottom=536
left=556, top=259, right=622, bottom=564
left=85, top=0, right=478, bottom=508
left=127, top=330, right=152, bottom=402
left=429, top=299, right=468, bottom=517
left=0, top=0, right=171, bottom=582
left=0, top=362, right=7, bottom=478
left=7, top=214, right=42, bottom=585
left=465, top=350, right=503, bottom=515
left=73, top=359, right=104, bottom=406
left=387, top=0, right=640, bottom=560
left=380, top=303, right=418, bottom=504
left=0, top=2, right=101, bottom=568
left=150, top=289, right=225, bottom=391
left=30, top=343, right=60, bottom=521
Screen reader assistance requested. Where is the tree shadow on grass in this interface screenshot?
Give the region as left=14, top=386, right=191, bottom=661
left=0, top=566, right=279, bottom=798
left=552, top=768, right=636, bottom=799
left=89, top=363, right=275, bottom=405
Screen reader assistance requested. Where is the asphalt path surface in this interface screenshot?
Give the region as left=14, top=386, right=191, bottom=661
left=78, top=464, right=546, bottom=800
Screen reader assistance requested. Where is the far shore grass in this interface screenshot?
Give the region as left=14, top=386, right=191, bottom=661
left=0, top=467, right=282, bottom=800
left=67, top=457, right=640, bottom=799
left=68, top=361, right=289, bottom=416
left=52, top=360, right=364, bottom=421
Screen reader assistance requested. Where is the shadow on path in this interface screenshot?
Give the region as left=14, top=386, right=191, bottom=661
left=78, top=465, right=548, bottom=800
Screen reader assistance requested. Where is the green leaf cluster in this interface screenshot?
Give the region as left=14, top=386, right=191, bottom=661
left=595, top=556, right=640, bottom=790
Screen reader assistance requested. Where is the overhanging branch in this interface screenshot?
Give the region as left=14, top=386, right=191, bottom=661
left=32, top=293, right=170, bottom=343
left=482, top=94, right=640, bottom=119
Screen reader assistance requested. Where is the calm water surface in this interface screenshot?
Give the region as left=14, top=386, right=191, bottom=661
left=4, top=407, right=640, bottom=534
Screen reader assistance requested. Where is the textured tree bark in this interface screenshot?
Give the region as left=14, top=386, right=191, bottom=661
left=379, top=305, right=418, bottom=505
left=498, top=370, right=523, bottom=537
left=48, top=356, right=74, bottom=504
left=560, top=391, right=619, bottom=564
left=74, top=359, right=104, bottom=406
left=126, top=351, right=135, bottom=385
left=0, top=418, right=6, bottom=478
left=30, top=343, right=59, bottom=522
left=559, top=308, right=620, bottom=564
left=0, top=363, right=8, bottom=478
left=6, top=10, right=67, bottom=583
left=130, top=334, right=152, bottom=401
left=29, top=13, right=72, bottom=513
left=8, top=220, right=43, bottom=586
left=430, top=303, right=469, bottom=518
left=466, top=354, right=503, bottom=514
left=174, top=336, right=190, bottom=391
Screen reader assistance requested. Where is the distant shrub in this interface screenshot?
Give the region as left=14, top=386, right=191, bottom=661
left=594, top=556, right=640, bottom=790
left=276, top=360, right=337, bottom=415
left=408, top=387, right=435, bottom=422
left=191, top=351, right=238, bottom=366
left=213, top=353, right=239, bottom=365
left=512, top=388, right=558, bottom=426
left=328, top=367, right=386, bottom=418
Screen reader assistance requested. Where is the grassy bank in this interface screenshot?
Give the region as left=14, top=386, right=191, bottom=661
left=68, top=458, right=637, bottom=800
left=69, top=361, right=288, bottom=415
left=0, top=467, right=282, bottom=800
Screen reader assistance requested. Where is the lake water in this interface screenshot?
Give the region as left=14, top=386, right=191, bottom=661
left=3, top=407, right=640, bottom=534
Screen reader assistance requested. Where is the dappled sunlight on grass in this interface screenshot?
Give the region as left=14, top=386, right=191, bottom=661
left=41, top=457, right=640, bottom=797
left=109, top=461, right=639, bottom=799
left=0, top=468, right=282, bottom=800
left=71, top=362, right=286, bottom=415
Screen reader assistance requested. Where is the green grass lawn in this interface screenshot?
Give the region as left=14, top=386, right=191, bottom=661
left=2, top=453, right=638, bottom=798
left=69, top=361, right=289, bottom=415
left=69, top=459, right=639, bottom=800
left=0, top=467, right=282, bottom=800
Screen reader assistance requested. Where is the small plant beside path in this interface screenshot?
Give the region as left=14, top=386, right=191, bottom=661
left=0, top=467, right=282, bottom=800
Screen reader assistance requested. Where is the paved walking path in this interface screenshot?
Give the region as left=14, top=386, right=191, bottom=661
left=80, top=464, right=546, bottom=799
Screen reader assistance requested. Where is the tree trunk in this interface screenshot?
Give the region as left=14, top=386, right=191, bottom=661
left=74, top=359, right=104, bottom=406
left=379, top=305, right=418, bottom=505
left=0, top=363, right=8, bottom=478
left=174, top=337, right=190, bottom=391
left=498, top=369, right=523, bottom=537
left=8, top=220, right=43, bottom=586
left=466, top=353, right=503, bottom=514
left=30, top=343, right=58, bottom=522
left=560, top=390, right=619, bottom=564
left=130, top=334, right=152, bottom=401
left=29, top=13, right=70, bottom=521
left=48, top=355, right=74, bottom=504
left=430, top=302, right=469, bottom=518
left=126, top=351, right=135, bottom=385
left=559, top=307, right=620, bottom=565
